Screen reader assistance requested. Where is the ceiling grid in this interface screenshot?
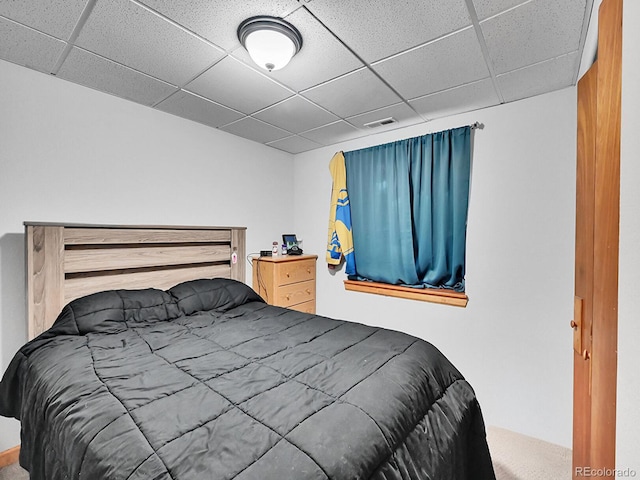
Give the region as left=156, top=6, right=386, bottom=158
left=0, top=0, right=590, bottom=154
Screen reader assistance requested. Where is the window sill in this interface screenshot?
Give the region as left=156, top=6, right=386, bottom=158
left=343, top=280, right=468, bottom=307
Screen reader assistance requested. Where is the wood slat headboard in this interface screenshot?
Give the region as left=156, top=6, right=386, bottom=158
left=25, top=222, right=246, bottom=339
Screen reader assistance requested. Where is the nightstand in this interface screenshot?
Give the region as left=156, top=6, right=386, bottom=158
left=252, top=254, right=317, bottom=313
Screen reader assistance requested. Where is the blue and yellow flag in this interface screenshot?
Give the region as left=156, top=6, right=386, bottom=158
left=326, top=152, right=355, bottom=275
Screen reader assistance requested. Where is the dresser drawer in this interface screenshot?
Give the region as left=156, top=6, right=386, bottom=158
left=274, top=279, right=315, bottom=308
left=276, top=258, right=315, bottom=286
left=289, top=300, right=315, bottom=314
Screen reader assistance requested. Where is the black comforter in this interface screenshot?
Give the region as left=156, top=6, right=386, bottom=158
left=0, top=278, right=494, bottom=480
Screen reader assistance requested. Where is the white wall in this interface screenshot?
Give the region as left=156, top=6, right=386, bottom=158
left=293, top=88, right=577, bottom=447
left=616, top=0, right=640, bottom=472
left=0, top=59, right=294, bottom=450
left=4, top=8, right=636, bottom=457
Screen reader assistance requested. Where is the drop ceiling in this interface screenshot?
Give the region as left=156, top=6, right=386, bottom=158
left=0, top=0, right=593, bottom=154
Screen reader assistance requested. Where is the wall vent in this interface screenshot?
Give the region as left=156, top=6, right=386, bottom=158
left=363, top=117, right=397, bottom=128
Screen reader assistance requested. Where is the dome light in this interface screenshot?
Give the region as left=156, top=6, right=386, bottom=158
left=238, top=16, right=303, bottom=72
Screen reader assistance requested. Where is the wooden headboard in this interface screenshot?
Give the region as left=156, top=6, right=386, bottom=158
left=25, top=222, right=246, bottom=339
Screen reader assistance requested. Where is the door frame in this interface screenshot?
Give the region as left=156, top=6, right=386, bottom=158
left=573, top=0, right=622, bottom=477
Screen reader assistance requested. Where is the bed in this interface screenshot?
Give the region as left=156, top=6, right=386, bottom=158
left=0, top=223, right=495, bottom=480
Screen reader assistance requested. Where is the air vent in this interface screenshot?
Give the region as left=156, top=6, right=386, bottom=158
left=363, top=117, right=397, bottom=129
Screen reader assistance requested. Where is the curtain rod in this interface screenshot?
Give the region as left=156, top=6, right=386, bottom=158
left=343, top=122, right=484, bottom=155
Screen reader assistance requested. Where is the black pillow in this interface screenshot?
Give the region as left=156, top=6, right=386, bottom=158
left=169, top=278, right=264, bottom=316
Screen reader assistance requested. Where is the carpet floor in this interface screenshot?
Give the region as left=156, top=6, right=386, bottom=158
left=0, top=426, right=571, bottom=479
left=0, top=463, right=27, bottom=480
left=487, top=426, right=572, bottom=479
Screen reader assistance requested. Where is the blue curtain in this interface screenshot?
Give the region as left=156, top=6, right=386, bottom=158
left=344, top=126, right=471, bottom=291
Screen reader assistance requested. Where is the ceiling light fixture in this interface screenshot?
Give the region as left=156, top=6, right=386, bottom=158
left=237, top=16, right=303, bottom=72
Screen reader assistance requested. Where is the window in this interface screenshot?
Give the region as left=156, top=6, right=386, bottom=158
left=327, top=126, right=472, bottom=306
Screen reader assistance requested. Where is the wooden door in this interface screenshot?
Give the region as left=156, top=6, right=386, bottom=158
left=574, top=58, right=596, bottom=476
left=573, top=0, right=622, bottom=478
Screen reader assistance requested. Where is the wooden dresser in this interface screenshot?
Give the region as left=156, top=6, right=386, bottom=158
left=252, top=254, right=317, bottom=313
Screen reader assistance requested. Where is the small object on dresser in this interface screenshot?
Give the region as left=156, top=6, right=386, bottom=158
left=288, top=244, right=303, bottom=255
left=260, top=250, right=272, bottom=257
left=272, top=241, right=279, bottom=256
left=281, top=244, right=287, bottom=255
left=282, top=234, right=298, bottom=249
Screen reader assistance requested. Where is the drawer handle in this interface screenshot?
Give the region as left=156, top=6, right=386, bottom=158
left=306, top=289, right=311, bottom=295
left=286, top=273, right=290, bottom=278
left=307, top=268, right=311, bottom=274
left=286, top=295, right=291, bottom=301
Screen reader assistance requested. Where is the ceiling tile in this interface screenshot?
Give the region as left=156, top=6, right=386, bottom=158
left=155, top=90, right=244, bottom=128
left=0, top=17, right=65, bottom=73
left=232, top=8, right=363, bottom=92
left=75, top=0, right=224, bottom=86
left=304, top=0, right=472, bottom=63
left=480, top=0, right=587, bottom=74
left=0, top=0, right=589, bottom=153
left=186, top=57, right=293, bottom=114
left=57, top=47, right=178, bottom=106
left=301, top=68, right=401, bottom=118
left=301, top=121, right=361, bottom=145
left=373, top=27, right=489, bottom=100
left=347, top=103, right=423, bottom=130
left=497, top=52, right=580, bottom=103
left=471, top=0, right=525, bottom=21
left=219, top=117, right=291, bottom=144
left=0, top=0, right=87, bottom=40
left=409, top=78, right=500, bottom=120
left=267, top=135, right=322, bottom=154
left=253, top=96, right=339, bottom=134
left=138, top=0, right=301, bottom=51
